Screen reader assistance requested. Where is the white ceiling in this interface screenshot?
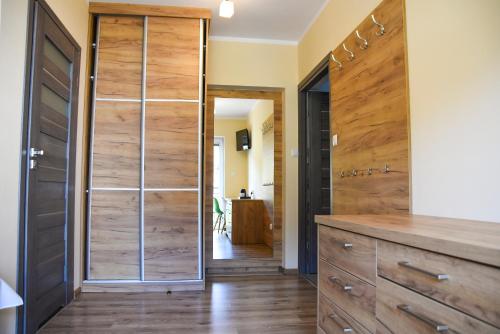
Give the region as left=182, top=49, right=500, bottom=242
left=214, top=98, right=258, bottom=119
left=90, top=0, right=329, bottom=43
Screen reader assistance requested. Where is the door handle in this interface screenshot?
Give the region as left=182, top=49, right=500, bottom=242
left=30, top=148, right=44, bottom=158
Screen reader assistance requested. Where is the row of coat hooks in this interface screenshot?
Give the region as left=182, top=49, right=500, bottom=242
left=331, top=14, right=385, bottom=70
left=339, top=163, right=390, bottom=178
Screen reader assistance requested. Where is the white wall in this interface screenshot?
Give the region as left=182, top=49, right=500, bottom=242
left=0, top=1, right=29, bottom=332
left=407, top=0, right=500, bottom=222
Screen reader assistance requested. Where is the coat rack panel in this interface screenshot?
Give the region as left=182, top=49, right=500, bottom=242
left=330, top=0, right=410, bottom=214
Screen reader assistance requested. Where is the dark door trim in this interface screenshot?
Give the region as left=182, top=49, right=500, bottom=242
left=17, top=1, right=81, bottom=332
left=298, top=54, right=330, bottom=275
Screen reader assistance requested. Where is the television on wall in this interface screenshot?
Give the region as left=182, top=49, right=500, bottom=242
left=236, top=129, right=251, bottom=151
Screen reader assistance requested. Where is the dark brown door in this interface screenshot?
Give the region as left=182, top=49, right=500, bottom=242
left=22, top=1, right=80, bottom=332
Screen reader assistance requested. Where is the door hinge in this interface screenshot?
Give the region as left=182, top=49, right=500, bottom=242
left=306, top=241, right=310, bottom=250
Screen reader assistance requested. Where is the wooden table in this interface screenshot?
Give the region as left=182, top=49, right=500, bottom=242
left=225, top=199, right=264, bottom=245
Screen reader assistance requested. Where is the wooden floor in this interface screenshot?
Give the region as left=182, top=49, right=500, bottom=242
left=40, top=275, right=317, bottom=334
left=213, top=231, right=273, bottom=259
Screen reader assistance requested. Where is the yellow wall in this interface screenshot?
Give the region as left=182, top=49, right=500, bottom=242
left=214, top=118, right=249, bottom=198
left=0, top=0, right=88, bottom=332
left=207, top=40, right=300, bottom=268
left=298, top=0, right=380, bottom=80
left=247, top=100, right=274, bottom=199
left=299, top=0, right=500, bottom=222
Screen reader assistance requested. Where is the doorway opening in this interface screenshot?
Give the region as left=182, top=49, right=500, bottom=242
left=205, top=86, right=283, bottom=275
left=298, top=56, right=331, bottom=285
left=212, top=98, right=274, bottom=260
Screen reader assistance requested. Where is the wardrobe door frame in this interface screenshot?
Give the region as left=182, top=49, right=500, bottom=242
left=82, top=8, right=209, bottom=290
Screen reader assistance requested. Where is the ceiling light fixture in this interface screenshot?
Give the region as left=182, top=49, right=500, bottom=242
left=219, top=0, right=234, bottom=18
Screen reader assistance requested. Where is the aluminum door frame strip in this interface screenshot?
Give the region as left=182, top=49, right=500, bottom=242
left=146, top=99, right=199, bottom=103
left=83, top=279, right=204, bottom=284
left=139, top=16, right=148, bottom=282
left=197, top=19, right=205, bottom=281
left=144, top=188, right=198, bottom=192
left=86, top=17, right=101, bottom=279
left=93, top=187, right=140, bottom=191
left=95, top=98, right=142, bottom=102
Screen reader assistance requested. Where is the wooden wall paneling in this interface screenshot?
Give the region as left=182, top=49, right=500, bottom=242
left=144, top=102, right=199, bottom=188
left=329, top=0, right=410, bottom=214
left=92, top=101, right=141, bottom=188
left=147, top=17, right=200, bottom=100
left=89, top=191, right=140, bottom=279
left=144, top=191, right=199, bottom=281
left=96, top=16, right=143, bottom=99
left=90, top=2, right=212, bottom=19
left=205, top=87, right=283, bottom=269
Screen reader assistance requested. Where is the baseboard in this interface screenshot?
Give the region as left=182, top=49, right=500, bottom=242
left=81, top=280, right=205, bottom=293
left=279, top=267, right=299, bottom=276
left=206, top=266, right=281, bottom=276
left=73, top=287, right=82, bottom=299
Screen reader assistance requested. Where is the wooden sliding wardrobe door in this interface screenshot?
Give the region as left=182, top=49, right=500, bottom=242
left=144, top=17, right=202, bottom=280
left=88, top=16, right=143, bottom=280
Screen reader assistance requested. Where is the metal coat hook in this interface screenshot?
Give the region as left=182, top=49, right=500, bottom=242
left=355, top=30, right=369, bottom=49
left=342, top=43, right=355, bottom=61
left=330, top=53, right=343, bottom=70
left=371, top=14, right=385, bottom=36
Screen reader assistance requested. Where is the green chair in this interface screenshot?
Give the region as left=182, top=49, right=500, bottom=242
left=213, top=198, right=224, bottom=233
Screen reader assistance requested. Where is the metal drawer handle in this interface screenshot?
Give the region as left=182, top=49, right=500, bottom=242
left=342, top=242, right=353, bottom=249
left=328, top=276, right=353, bottom=292
left=328, top=313, right=353, bottom=333
left=398, top=261, right=449, bottom=281
left=397, top=304, right=449, bottom=332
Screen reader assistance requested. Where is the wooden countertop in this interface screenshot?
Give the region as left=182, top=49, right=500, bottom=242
left=315, top=214, right=500, bottom=268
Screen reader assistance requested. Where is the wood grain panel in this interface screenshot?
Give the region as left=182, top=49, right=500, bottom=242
left=145, top=102, right=199, bottom=188
left=318, top=293, right=371, bottom=334
left=147, top=17, right=200, bottom=100
left=318, top=225, right=376, bottom=285
left=90, top=2, right=212, bottom=19
left=319, top=260, right=375, bottom=332
left=92, top=101, right=141, bottom=188
left=90, top=191, right=140, bottom=280
left=315, top=214, right=500, bottom=268
left=96, top=16, right=143, bottom=99
left=329, top=0, right=410, bottom=214
left=376, top=277, right=500, bottom=334
left=229, top=200, right=264, bottom=245
left=144, top=191, right=199, bottom=280
left=378, top=240, right=500, bottom=328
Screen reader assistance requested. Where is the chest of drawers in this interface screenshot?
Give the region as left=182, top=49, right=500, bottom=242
left=316, top=214, right=500, bottom=334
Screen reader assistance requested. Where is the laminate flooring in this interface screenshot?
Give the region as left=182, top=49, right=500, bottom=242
left=213, top=231, right=273, bottom=260
left=40, top=275, right=317, bottom=333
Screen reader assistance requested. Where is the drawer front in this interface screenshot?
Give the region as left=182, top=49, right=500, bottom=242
left=319, top=225, right=376, bottom=284
left=319, top=260, right=376, bottom=332
left=376, top=277, right=500, bottom=334
left=378, top=240, right=500, bottom=328
left=319, top=293, right=371, bottom=334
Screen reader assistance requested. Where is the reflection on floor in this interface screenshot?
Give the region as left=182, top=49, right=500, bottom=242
left=213, top=231, right=273, bottom=259
left=40, top=275, right=317, bottom=334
